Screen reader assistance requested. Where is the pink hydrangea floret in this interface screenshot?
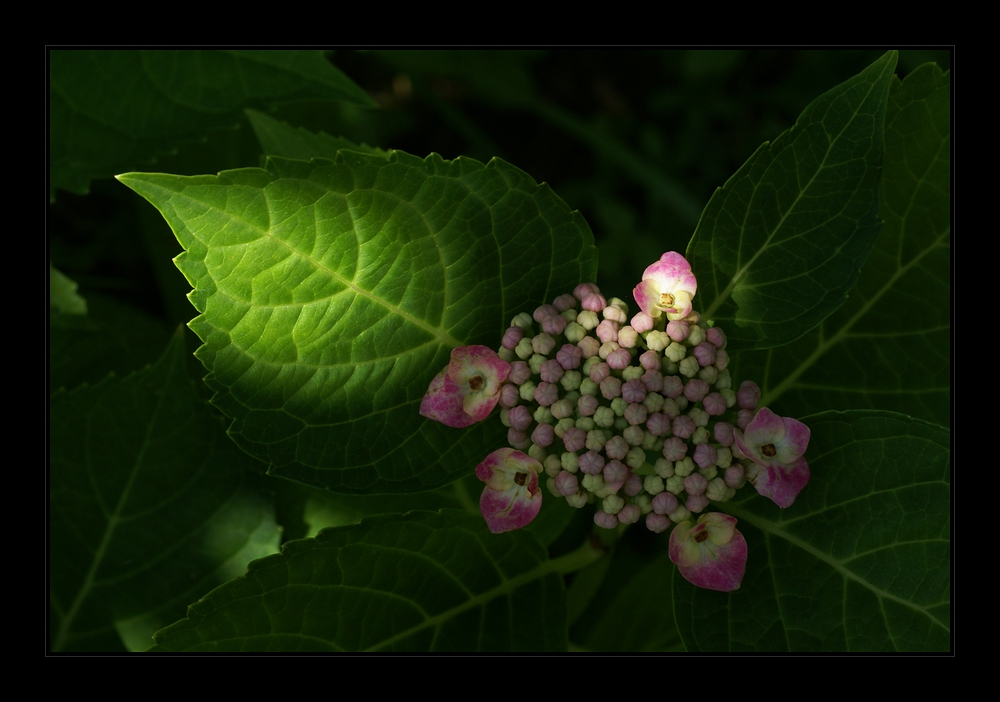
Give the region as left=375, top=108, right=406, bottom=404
left=476, top=448, right=543, bottom=533
left=633, top=252, right=698, bottom=321
left=733, top=407, right=811, bottom=508
left=419, top=345, right=511, bottom=428
left=669, top=512, right=747, bottom=592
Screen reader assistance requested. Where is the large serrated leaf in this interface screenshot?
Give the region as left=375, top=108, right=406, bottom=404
left=688, top=51, right=897, bottom=350
left=118, top=152, right=597, bottom=494
left=50, top=331, right=281, bottom=652
left=150, top=510, right=567, bottom=651
left=741, top=64, right=950, bottom=428
left=673, top=411, right=950, bottom=652
left=50, top=50, right=376, bottom=198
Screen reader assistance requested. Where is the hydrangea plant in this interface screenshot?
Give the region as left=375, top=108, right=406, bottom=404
left=50, top=50, right=950, bottom=652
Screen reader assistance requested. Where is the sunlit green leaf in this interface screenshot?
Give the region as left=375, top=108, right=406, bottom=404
left=50, top=50, right=376, bottom=197
left=741, top=63, right=950, bottom=427
left=150, top=510, right=567, bottom=652
left=689, top=51, right=897, bottom=350
left=50, top=331, right=281, bottom=652
left=118, top=151, right=597, bottom=494
left=674, top=411, right=950, bottom=652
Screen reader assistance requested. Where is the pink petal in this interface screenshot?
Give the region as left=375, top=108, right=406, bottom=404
left=669, top=513, right=747, bottom=592
left=476, top=449, right=543, bottom=533
left=746, top=455, right=810, bottom=508
left=419, top=346, right=510, bottom=428
left=419, top=369, right=478, bottom=428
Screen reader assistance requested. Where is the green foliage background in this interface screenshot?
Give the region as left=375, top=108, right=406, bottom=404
left=50, top=49, right=950, bottom=652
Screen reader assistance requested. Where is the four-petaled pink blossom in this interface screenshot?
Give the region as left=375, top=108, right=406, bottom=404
left=733, top=407, right=810, bottom=508
left=420, top=345, right=511, bottom=428
left=476, top=448, right=543, bottom=533
left=669, top=512, right=747, bottom=592
left=633, top=252, right=698, bottom=321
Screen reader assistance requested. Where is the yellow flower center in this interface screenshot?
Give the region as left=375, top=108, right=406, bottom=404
left=761, top=443, right=776, bottom=458
left=659, top=292, right=675, bottom=307
left=469, top=375, right=484, bottom=391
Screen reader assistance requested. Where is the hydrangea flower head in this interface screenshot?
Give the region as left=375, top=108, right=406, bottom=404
left=669, top=512, right=747, bottom=592
left=420, top=345, right=511, bottom=428
left=733, top=407, right=810, bottom=508
left=633, top=252, right=698, bottom=321
left=476, top=448, right=543, bottom=533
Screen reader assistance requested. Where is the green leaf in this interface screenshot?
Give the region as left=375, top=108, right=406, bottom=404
left=50, top=50, right=376, bottom=198
left=742, top=64, right=951, bottom=427
left=674, top=411, right=950, bottom=652
left=50, top=264, right=87, bottom=315
left=117, top=151, right=597, bottom=494
left=150, top=510, right=567, bottom=651
left=245, top=108, right=387, bottom=161
left=688, top=51, right=897, bottom=350
left=50, top=330, right=281, bottom=652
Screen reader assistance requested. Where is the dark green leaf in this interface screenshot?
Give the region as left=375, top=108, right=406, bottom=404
left=50, top=330, right=281, bottom=652
left=50, top=50, right=375, bottom=197
left=50, top=264, right=87, bottom=315
left=688, top=51, right=897, bottom=349
left=118, top=151, right=597, bottom=494
left=150, top=510, right=567, bottom=652
left=739, top=64, right=951, bottom=427
left=674, top=411, right=950, bottom=652
left=245, top=108, right=387, bottom=161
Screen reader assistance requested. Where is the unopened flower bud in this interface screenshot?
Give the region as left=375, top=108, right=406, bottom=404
left=607, top=348, right=632, bottom=370
left=654, top=457, right=674, bottom=478
left=577, top=394, right=599, bottom=417
left=715, top=446, right=732, bottom=469
left=672, top=415, right=695, bottom=439
left=724, top=464, right=745, bottom=488
left=603, top=494, right=625, bottom=515
left=599, top=341, right=620, bottom=361
left=542, top=314, right=568, bottom=335
left=579, top=449, right=605, bottom=474
left=499, top=383, right=520, bottom=408
left=665, top=474, right=685, bottom=494
left=706, top=327, right=726, bottom=348
left=617, top=326, right=639, bottom=349
left=685, top=493, right=709, bottom=513
left=662, top=437, right=687, bottom=461
left=531, top=423, right=554, bottom=447
left=693, top=443, right=718, bottom=469
left=644, top=475, right=665, bottom=495
left=703, top=393, right=726, bottom=416
left=528, top=353, right=546, bottom=375
left=533, top=304, right=558, bottom=323
left=577, top=310, right=600, bottom=331
left=664, top=342, right=687, bottom=363
left=574, top=283, right=600, bottom=301
left=687, top=325, right=706, bottom=347
left=563, top=427, right=587, bottom=452
left=737, top=381, right=761, bottom=410
left=605, top=435, right=629, bottom=461
left=625, top=446, right=646, bottom=469
left=666, top=320, right=690, bottom=341
left=631, top=312, right=655, bottom=333
left=684, top=379, right=709, bottom=403
left=646, top=330, right=670, bottom=351
left=705, top=477, right=733, bottom=502
left=507, top=427, right=530, bottom=449
left=624, top=473, right=644, bottom=497
left=533, top=405, right=554, bottom=425
left=661, top=376, right=683, bottom=398
left=737, top=408, right=754, bottom=430
left=509, top=405, right=532, bottom=431
left=560, top=370, right=582, bottom=392
left=688, top=407, right=709, bottom=428
left=532, top=333, right=556, bottom=356
left=566, top=492, right=589, bottom=508
left=577, top=337, right=601, bottom=359
left=600, top=377, right=623, bottom=400
left=601, top=305, right=626, bottom=324
left=594, top=406, right=615, bottom=428
left=621, top=379, right=647, bottom=404
left=582, top=293, right=607, bottom=313
left=618, top=503, right=641, bottom=524
left=511, top=312, right=534, bottom=330
left=502, top=326, right=525, bottom=350
left=540, top=359, right=565, bottom=383
left=652, top=491, right=679, bottom=515
left=561, top=452, right=580, bottom=473
left=529, top=444, right=547, bottom=463
left=697, top=366, right=719, bottom=385
left=674, top=457, right=695, bottom=477
left=694, top=342, right=716, bottom=367
left=678, top=356, right=700, bottom=378
left=643, top=391, right=665, bottom=414
left=668, top=504, right=691, bottom=523
left=684, top=473, right=708, bottom=496
left=555, top=470, right=579, bottom=496
left=594, top=510, right=618, bottom=529
left=534, top=382, right=559, bottom=407
left=646, top=513, right=670, bottom=533
left=515, top=338, right=534, bottom=360
left=564, top=321, right=586, bottom=343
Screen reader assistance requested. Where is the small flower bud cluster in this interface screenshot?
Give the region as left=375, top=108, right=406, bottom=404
left=496, top=283, right=757, bottom=533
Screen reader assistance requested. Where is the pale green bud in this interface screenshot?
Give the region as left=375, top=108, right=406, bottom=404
left=669, top=505, right=691, bottom=523
left=566, top=492, right=589, bottom=508
left=611, top=397, right=628, bottom=417
left=697, top=365, right=719, bottom=384
left=500, top=408, right=512, bottom=427
left=609, top=297, right=629, bottom=314
left=564, top=321, right=586, bottom=343
left=705, top=478, right=735, bottom=502
left=564, top=390, right=581, bottom=404
left=715, top=369, right=732, bottom=390
left=665, top=475, right=685, bottom=494
left=511, top=312, right=534, bottom=330
left=520, top=381, right=537, bottom=402
left=675, top=396, right=689, bottom=411
left=576, top=416, right=596, bottom=432
left=532, top=404, right=553, bottom=424
left=594, top=406, right=615, bottom=428
left=716, top=446, right=733, bottom=469
left=577, top=310, right=600, bottom=330
left=643, top=392, right=664, bottom=413
left=562, top=309, right=578, bottom=323
left=691, top=426, right=710, bottom=445
left=560, top=370, right=582, bottom=392
left=582, top=355, right=601, bottom=375
left=665, top=342, right=687, bottom=363
left=529, top=444, right=547, bottom=463
left=561, top=452, right=580, bottom=473
left=688, top=325, right=706, bottom=346
left=586, top=429, right=608, bottom=452
left=635, top=493, right=653, bottom=514
left=582, top=473, right=605, bottom=493
left=688, top=407, right=709, bottom=427
left=603, top=495, right=625, bottom=514
left=719, top=388, right=737, bottom=407
left=646, top=330, right=669, bottom=351
left=699, top=465, right=718, bottom=481
left=599, top=341, right=619, bottom=360
left=618, top=326, right=638, bottom=348
left=579, top=378, right=599, bottom=396
left=644, top=475, right=665, bottom=495
left=515, top=338, right=534, bottom=360
left=625, top=446, right=646, bottom=469
left=544, top=455, right=563, bottom=477
left=679, top=356, right=700, bottom=378
left=621, top=366, right=644, bottom=382
left=498, top=347, right=516, bottom=362
left=546, top=477, right=561, bottom=497
left=641, top=431, right=658, bottom=450
left=674, top=457, right=695, bottom=477
left=655, top=458, right=674, bottom=478
left=529, top=353, right=546, bottom=375
left=623, top=426, right=645, bottom=447
left=550, top=398, right=575, bottom=419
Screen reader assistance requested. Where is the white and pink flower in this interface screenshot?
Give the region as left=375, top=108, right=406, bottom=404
left=669, top=512, right=747, bottom=592
left=733, top=407, right=811, bottom=508
left=475, top=448, right=543, bottom=533
left=633, top=252, right=698, bottom=321
left=419, top=345, right=511, bottom=428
